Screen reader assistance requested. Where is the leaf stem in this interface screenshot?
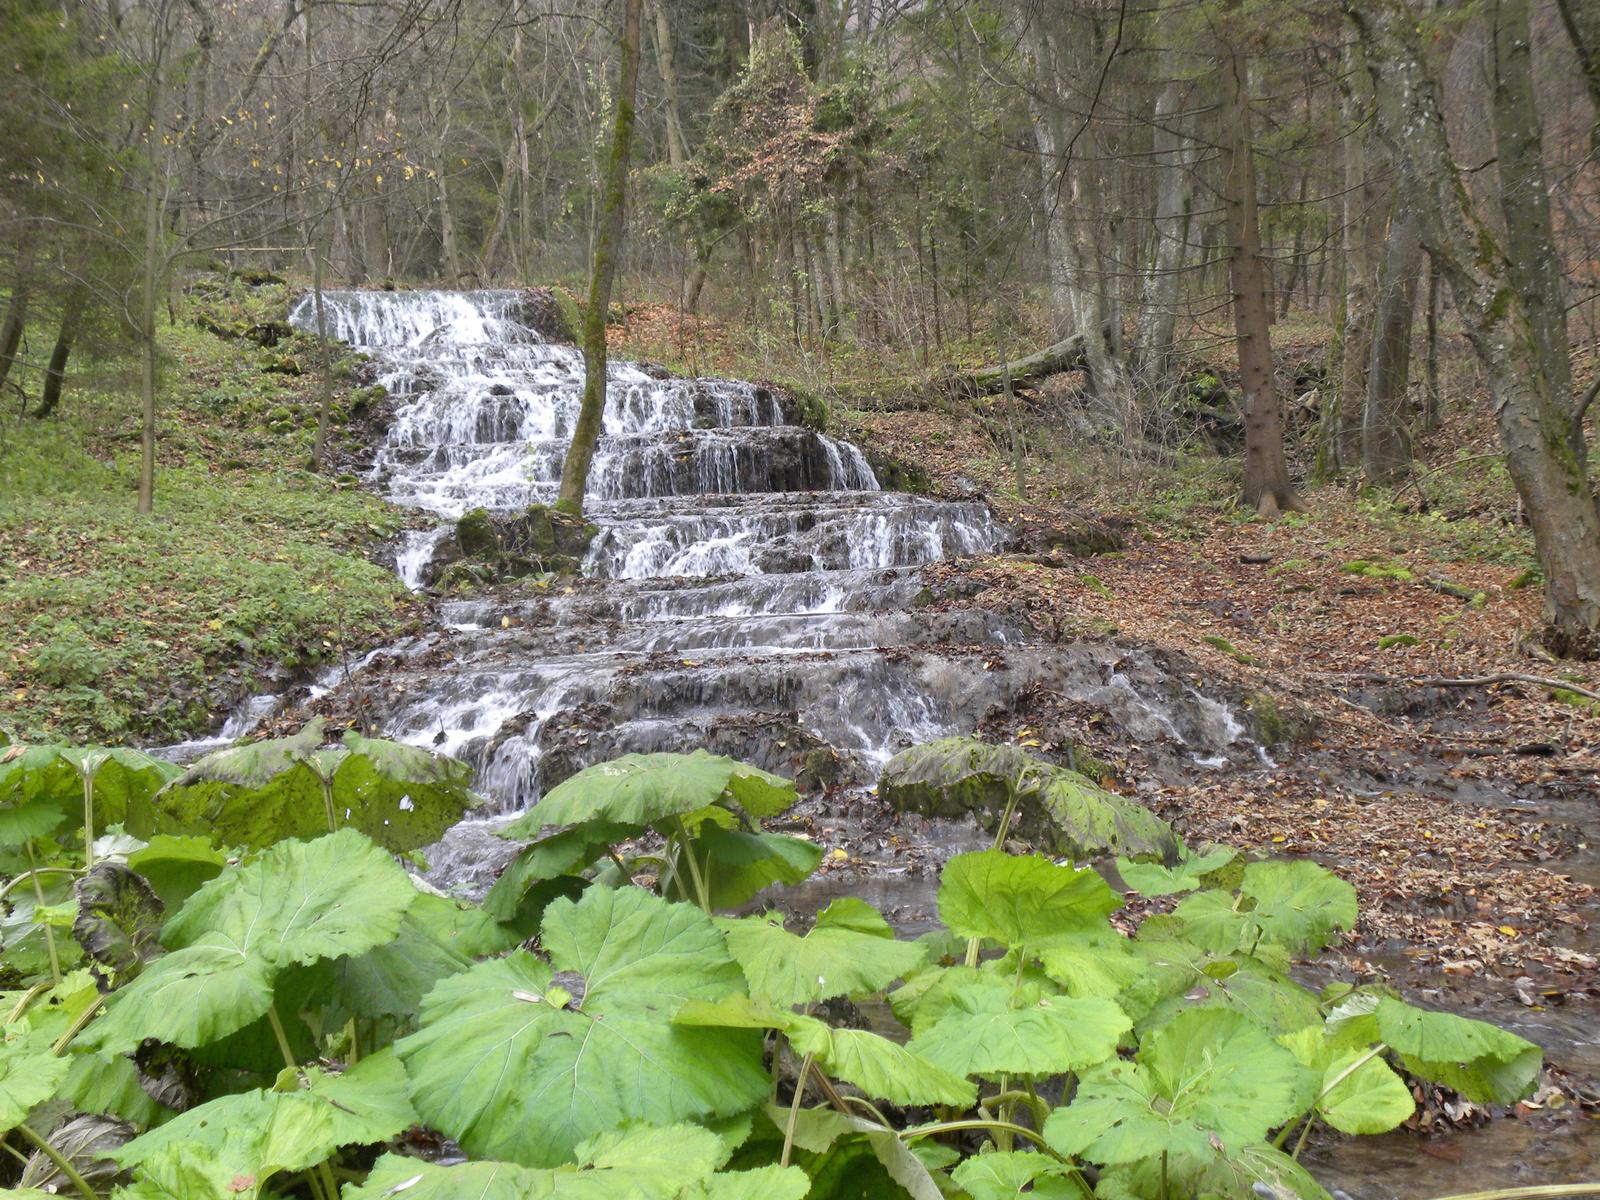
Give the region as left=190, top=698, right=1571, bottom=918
left=673, top=817, right=713, bottom=912
left=13, top=1120, right=99, bottom=1200
left=267, top=1004, right=301, bottom=1073
left=781, top=1050, right=813, bottom=1168
left=52, top=993, right=104, bottom=1056
left=24, top=840, right=63, bottom=988
left=80, top=764, right=97, bottom=872
left=6, top=980, right=52, bottom=1024
left=1272, top=1043, right=1388, bottom=1152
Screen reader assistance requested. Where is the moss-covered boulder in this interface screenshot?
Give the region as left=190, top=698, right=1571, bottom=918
left=879, top=736, right=1178, bottom=863
left=515, top=287, right=580, bottom=344
left=456, top=507, right=499, bottom=559
left=862, top=449, right=930, bottom=494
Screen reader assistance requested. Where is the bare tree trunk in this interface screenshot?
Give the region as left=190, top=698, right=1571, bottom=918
left=0, top=264, right=31, bottom=399
left=646, top=0, right=688, bottom=168
left=1348, top=0, right=1600, bottom=645
left=1133, top=72, right=1197, bottom=385
left=1362, top=201, right=1421, bottom=483
left=1219, top=28, right=1302, bottom=517
left=556, top=0, right=641, bottom=518
left=1332, top=61, right=1387, bottom=476
left=31, top=287, right=86, bottom=420
left=138, top=9, right=173, bottom=516
left=1027, top=20, right=1133, bottom=423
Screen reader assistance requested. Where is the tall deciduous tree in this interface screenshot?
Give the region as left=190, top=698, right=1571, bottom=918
left=557, top=0, right=642, bottom=518
left=1346, top=0, right=1600, bottom=648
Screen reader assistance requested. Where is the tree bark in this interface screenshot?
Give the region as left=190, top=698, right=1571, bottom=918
left=1218, top=29, right=1302, bottom=517
left=31, top=287, right=86, bottom=420
left=1347, top=0, right=1600, bottom=646
left=1554, top=0, right=1600, bottom=149
left=946, top=334, right=1092, bottom=398
left=1362, top=201, right=1422, bottom=483
left=0, top=266, right=31, bottom=400
left=1133, top=66, right=1197, bottom=387
left=556, top=0, right=641, bottom=518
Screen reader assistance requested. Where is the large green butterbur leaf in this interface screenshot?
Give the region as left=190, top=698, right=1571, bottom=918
left=345, top=1123, right=740, bottom=1200
left=113, top=1052, right=416, bottom=1200
left=1276, top=1026, right=1413, bottom=1135
left=505, top=750, right=796, bottom=833
left=155, top=719, right=478, bottom=852
left=0, top=1030, right=71, bottom=1132
left=939, top=849, right=1122, bottom=948
left=906, top=985, right=1129, bottom=1079
left=91, top=829, right=418, bottom=1054
left=950, top=1151, right=1080, bottom=1200
left=1197, top=1142, right=1333, bottom=1200
left=0, top=743, right=183, bottom=842
left=1375, top=996, right=1541, bottom=1104
left=1125, top=934, right=1321, bottom=1036
left=674, top=825, right=824, bottom=908
left=396, top=886, right=768, bottom=1167
left=1044, top=1009, right=1316, bottom=1170
left=483, top=819, right=642, bottom=921
left=1117, top=845, right=1240, bottom=897
left=1238, top=861, right=1358, bottom=953
left=675, top=993, right=975, bottom=1107
left=1036, top=770, right=1182, bottom=863
left=716, top=897, right=925, bottom=1006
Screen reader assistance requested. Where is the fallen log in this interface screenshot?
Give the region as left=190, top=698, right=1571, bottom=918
left=944, top=333, right=1089, bottom=398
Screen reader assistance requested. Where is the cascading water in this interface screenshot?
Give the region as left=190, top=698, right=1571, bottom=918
left=285, top=289, right=1242, bottom=820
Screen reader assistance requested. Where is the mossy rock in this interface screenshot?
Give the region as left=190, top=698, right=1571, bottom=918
left=502, top=504, right=598, bottom=563
left=1248, top=692, right=1318, bottom=747
left=456, top=507, right=499, bottom=559
left=776, top=386, right=829, bottom=431
left=862, top=449, right=930, bottom=494
left=516, top=287, right=580, bottom=344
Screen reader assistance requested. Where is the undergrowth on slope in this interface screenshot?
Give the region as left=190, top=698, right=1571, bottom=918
left=0, top=273, right=419, bottom=746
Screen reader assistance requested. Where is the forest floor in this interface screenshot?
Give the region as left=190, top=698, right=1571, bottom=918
left=613, top=302, right=1600, bottom=1119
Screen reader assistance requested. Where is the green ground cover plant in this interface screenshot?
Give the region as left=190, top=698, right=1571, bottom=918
left=0, top=276, right=419, bottom=746
left=0, top=740, right=1545, bottom=1200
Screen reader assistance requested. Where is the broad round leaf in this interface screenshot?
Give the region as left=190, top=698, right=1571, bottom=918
left=1198, top=1141, right=1334, bottom=1200
left=1116, top=845, right=1240, bottom=897
left=507, top=750, right=796, bottom=834
left=330, top=730, right=480, bottom=851
left=88, top=936, right=274, bottom=1053
left=0, top=744, right=182, bottom=842
left=1238, top=861, right=1358, bottom=953
left=113, top=1051, right=416, bottom=1199
left=1045, top=1009, right=1315, bottom=1168
left=716, top=897, right=926, bottom=1006
left=1376, top=996, right=1541, bottom=1104
left=0, top=1035, right=71, bottom=1132
left=939, top=849, right=1122, bottom=949
left=1037, top=771, right=1181, bottom=863
left=163, top=827, right=418, bottom=967
left=397, top=887, right=768, bottom=1166
left=788, top=1017, right=977, bottom=1107
left=156, top=720, right=477, bottom=853
left=906, top=985, right=1129, bottom=1079
left=125, top=835, right=228, bottom=913
left=345, top=1126, right=728, bottom=1200
left=483, top=819, right=642, bottom=921
left=951, top=1151, right=1080, bottom=1200
left=676, top=826, right=824, bottom=909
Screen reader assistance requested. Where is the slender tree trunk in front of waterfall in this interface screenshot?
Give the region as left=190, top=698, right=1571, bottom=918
left=557, top=0, right=641, bottom=518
